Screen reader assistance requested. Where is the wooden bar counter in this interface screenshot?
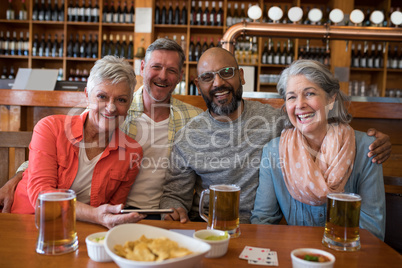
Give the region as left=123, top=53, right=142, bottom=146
left=0, top=213, right=400, bottom=268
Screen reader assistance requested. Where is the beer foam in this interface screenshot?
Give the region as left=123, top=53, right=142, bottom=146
left=39, top=192, right=75, bottom=201
left=210, top=184, right=240, bottom=192
left=328, top=193, right=361, bottom=202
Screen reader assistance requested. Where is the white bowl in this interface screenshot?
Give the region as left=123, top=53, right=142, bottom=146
left=104, top=223, right=211, bottom=268
left=85, top=232, right=113, bottom=262
left=193, top=229, right=230, bottom=258
left=291, top=248, right=335, bottom=268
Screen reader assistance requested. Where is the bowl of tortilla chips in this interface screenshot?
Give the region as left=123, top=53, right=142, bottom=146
left=104, top=223, right=211, bottom=268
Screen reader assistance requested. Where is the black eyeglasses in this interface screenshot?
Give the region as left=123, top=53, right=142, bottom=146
left=197, top=67, right=237, bottom=83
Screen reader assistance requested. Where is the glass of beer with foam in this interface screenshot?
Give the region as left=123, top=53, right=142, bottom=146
left=35, top=189, right=78, bottom=255
left=322, top=192, right=362, bottom=251
left=199, top=184, right=241, bottom=238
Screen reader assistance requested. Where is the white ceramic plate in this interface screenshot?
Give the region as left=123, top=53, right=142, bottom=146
left=104, top=223, right=211, bottom=268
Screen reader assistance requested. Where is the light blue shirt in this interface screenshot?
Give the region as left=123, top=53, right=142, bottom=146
left=251, top=130, right=386, bottom=240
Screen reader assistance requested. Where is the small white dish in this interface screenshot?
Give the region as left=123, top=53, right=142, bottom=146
left=193, top=229, right=230, bottom=258
left=85, top=232, right=113, bottom=262
left=291, top=248, right=335, bottom=268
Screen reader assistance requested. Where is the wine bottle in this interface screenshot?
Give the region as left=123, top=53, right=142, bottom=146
left=240, top=3, right=246, bottom=22
left=391, top=45, right=398, bottom=69
left=85, top=0, right=92, bottom=22
left=92, top=0, right=99, bottom=22
left=190, top=1, right=195, bottom=25
left=273, top=41, right=280, bottom=65
left=282, top=5, right=289, bottom=24
left=360, top=42, right=368, bottom=68
left=120, top=34, right=127, bottom=58
left=188, top=36, right=195, bottom=61
left=168, top=1, right=173, bottom=25
left=115, top=34, right=121, bottom=56
left=154, top=2, right=160, bottom=24
left=68, top=0, right=73, bottom=21
left=17, top=32, right=23, bottom=55
left=180, top=35, right=186, bottom=54
left=59, top=0, right=65, bottom=21
left=324, top=40, right=330, bottom=66
left=203, top=1, right=209, bottom=26
left=101, top=34, right=108, bottom=57
left=216, top=1, right=223, bottom=26
left=286, top=39, right=293, bottom=65
left=67, top=34, right=73, bottom=57
left=181, top=1, right=187, bottom=25
left=1, top=66, right=8, bottom=79
left=38, top=33, right=46, bottom=57
left=374, top=43, right=382, bottom=68
left=6, top=0, right=15, bottom=20
left=38, top=0, right=45, bottom=21
left=267, top=38, right=274, bottom=64
left=19, top=0, right=28, bottom=20
left=0, top=31, right=4, bottom=55
left=174, top=2, right=180, bottom=25
left=189, top=76, right=196, bottom=95
left=44, top=0, right=51, bottom=21
left=196, top=1, right=202, bottom=25
left=161, top=1, right=166, bottom=24
left=226, top=3, right=232, bottom=26
left=129, top=1, right=134, bottom=23
left=122, top=1, right=128, bottom=23
left=367, top=43, right=375, bottom=68
left=51, top=34, right=58, bottom=57
left=58, top=34, right=64, bottom=57
left=32, top=0, right=39, bottom=20
left=72, top=0, right=79, bottom=21
left=92, top=34, right=98, bottom=58
left=10, top=31, right=17, bottom=56
left=57, top=68, right=63, bottom=81
left=109, top=1, right=116, bottom=23
left=127, top=35, right=133, bottom=59
left=32, top=33, right=39, bottom=56
left=80, top=34, right=86, bottom=57
left=115, top=1, right=122, bottom=23
left=102, top=1, right=108, bottom=22
left=86, top=34, right=92, bottom=58
left=51, top=0, right=58, bottom=21
left=262, top=41, right=268, bottom=64
left=73, top=34, right=80, bottom=57
left=194, top=37, right=201, bottom=61
left=209, top=37, right=215, bottom=48
left=107, top=34, right=114, bottom=55
left=8, top=66, right=15, bottom=79
left=201, top=37, right=208, bottom=55
left=210, top=1, right=216, bottom=26
left=78, top=0, right=85, bottom=21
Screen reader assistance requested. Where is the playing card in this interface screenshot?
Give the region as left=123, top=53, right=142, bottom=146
left=239, top=246, right=270, bottom=261
left=247, top=251, right=278, bottom=266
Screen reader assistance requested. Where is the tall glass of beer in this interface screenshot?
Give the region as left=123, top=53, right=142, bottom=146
left=199, top=184, right=241, bottom=238
left=322, top=192, right=362, bottom=251
left=35, top=189, right=78, bottom=255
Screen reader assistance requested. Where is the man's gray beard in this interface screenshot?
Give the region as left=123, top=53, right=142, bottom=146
left=204, top=85, right=243, bottom=116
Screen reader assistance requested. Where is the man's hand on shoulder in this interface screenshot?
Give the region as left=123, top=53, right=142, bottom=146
left=0, top=171, right=23, bottom=213
left=163, top=207, right=189, bottom=223
left=366, top=128, right=392, bottom=164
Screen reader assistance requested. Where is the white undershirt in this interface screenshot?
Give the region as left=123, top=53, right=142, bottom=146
left=70, top=146, right=102, bottom=204
left=126, top=113, right=169, bottom=208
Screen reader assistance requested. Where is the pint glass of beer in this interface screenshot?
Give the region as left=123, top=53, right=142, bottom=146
left=199, top=184, right=241, bottom=238
left=35, top=189, right=78, bottom=255
left=322, top=192, right=362, bottom=251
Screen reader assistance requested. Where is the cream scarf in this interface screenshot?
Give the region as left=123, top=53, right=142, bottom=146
left=279, top=124, right=356, bottom=206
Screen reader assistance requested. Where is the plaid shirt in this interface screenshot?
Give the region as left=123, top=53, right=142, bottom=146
left=120, top=86, right=203, bottom=154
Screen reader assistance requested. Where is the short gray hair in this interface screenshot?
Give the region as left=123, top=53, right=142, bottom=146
left=277, top=59, right=352, bottom=128
left=144, top=38, right=185, bottom=71
left=87, top=55, right=136, bottom=99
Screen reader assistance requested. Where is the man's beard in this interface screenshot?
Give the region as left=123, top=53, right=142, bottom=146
left=202, top=84, right=243, bottom=116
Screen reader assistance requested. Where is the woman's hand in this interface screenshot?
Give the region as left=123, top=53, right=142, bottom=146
left=366, top=128, right=392, bottom=164
left=0, top=172, right=23, bottom=213
left=77, top=203, right=146, bottom=229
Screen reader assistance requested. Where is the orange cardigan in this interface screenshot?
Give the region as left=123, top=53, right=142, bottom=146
left=11, top=112, right=142, bottom=214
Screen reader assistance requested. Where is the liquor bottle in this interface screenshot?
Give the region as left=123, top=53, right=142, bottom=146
left=180, top=35, right=186, bottom=54
left=101, top=34, right=108, bottom=57
left=120, top=34, right=127, bottom=58
left=51, top=0, right=58, bottom=21
left=58, top=34, right=64, bottom=57
left=154, top=2, right=160, bottom=24
left=38, top=34, right=46, bottom=57
left=216, top=1, right=223, bottom=26
left=107, top=34, right=114, bottom=55
left=59, top=0, right=65, bottom=21
left=273, top=41, right=281, bottom=65
left=86, top=34, right=92, bottom=58
left=174, top=1, right=180, bottom=25
left=85, top=0, right=92, bottom=22
left=78, top=0, right=85, bottom=21
left=262, top=41, right=268, bottom=64
left=209, top=1, right=216, bottom=26
left=109, top=1, right=116, bottom=23
left=67, top=34, right=73, bottom=57
left=190, top=1, right=195, bottom=25
left=114, top=34, right=121, bottom=56
left=10, top=31, right=17, bottom=56
left=92, top=0, right=99, bottom=22
left=102, top=1, right=108, bottom=22
left=196, top=1, right=202, bottom=25
left=113, top=1, right=121, bottom=23
left=92, top=34, right=98, bottom=58
left=127, top=35, right=133, bottom=59
left=32, top=33, right=39, bottom=56
left=209, top=37, right=215, bottom=48
left=51, top=34, right=58, bottom=57
left=17, top=32, right=23, bottom=55
left=38, top=0, right=45, bottom=21
left=73, top=34, right=80, bottom=57
left=194, top=37, right=201, bottom=61
left=226, top=3, right=232, bottom=26
left=188, top=36, right=195, bottom=61
left=360, top=42, right=368, bottom=68
left=32, top=0, right=39, bottom=20
left=181, top=1, right=187, bottom=25
left=167, top=1, right=173, bottom=24
left=6, top=0, right=15, bottom=20
left=203, top=1, right=209, bottom=26
left=120, top=0, right=126, bottom=23
left=19, top=0, right=28, bottom=20
left=161, top=1, right=167, bottom=24
left=367, top=43, right=375, bottom=68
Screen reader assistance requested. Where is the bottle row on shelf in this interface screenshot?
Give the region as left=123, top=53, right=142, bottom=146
left=66, top=33, right=97, bottom=58
left=154, top=1, right=187, bottom=25
left=32, top=0, right=65, bottom=21
left=0, top=31, right=29, bottom=56
left=351, top=42, right=402, bottom=69
left=100, top=34, right=133, bottom=59
left=32, top=33, right=65, bottom=57
left=1, top=66, right=15, bottom=79
left=68, top=0, right=100, bottom=22
left=6, top=0, right=28, bottom=20
left=187, top=36, right=219, bottom=62
left=101, top=0, right=134, bottom=24
left=68, top=68, right=89, bottom=81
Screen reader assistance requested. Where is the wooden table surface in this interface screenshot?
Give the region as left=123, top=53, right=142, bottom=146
left=0, top=213, right=400, bottom=267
